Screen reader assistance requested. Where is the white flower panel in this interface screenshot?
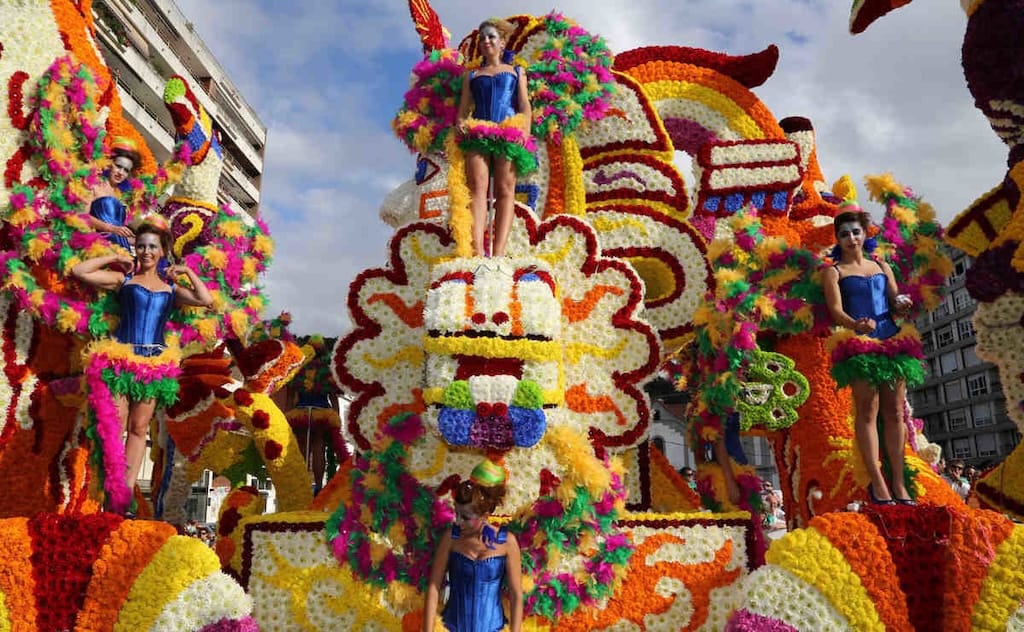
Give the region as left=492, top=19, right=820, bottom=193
left=149, top=571, right=253, bottom=632
left=577, top=81, right=659, bottom=151
left=739, top=565, right=851, bottom=631
left=583, top=161, right=675, bottom=196
left=424, top=277, right=469, bottom=333
left=0, top=3, right=65, bottom=208
left=521, top=360, right=560, bottom=391
left=706, top=164, right=802, bottom=191
left=707, top=142, right=798, bottom=167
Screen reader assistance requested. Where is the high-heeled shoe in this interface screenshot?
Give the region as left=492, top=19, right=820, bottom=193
left=894, top=496, right=917, bottom=506
left=868, top=484, right=896, bottom=506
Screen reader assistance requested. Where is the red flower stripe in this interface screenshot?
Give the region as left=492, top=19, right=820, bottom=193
left=28, top=512, right=121, bottom=631
left=614, top=45, right=780, bottom=90
left=942, top=504, right=1014, bottom=631
left=861, top=504, right=950, bottom=631
left=7, top=71, right=30, bottom=130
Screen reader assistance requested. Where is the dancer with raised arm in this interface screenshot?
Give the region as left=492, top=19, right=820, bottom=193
left=73, top=214, right=212, bottom=515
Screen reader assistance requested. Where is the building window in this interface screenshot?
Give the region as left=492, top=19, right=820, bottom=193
left=976, top=433, right=998, bottom=458
left=958, top=319, right=975, bottom=340
left=934, top=301, right=951, bottom=318
left=952, top=437, right=972, bottom=459
left=935, top=325, right=954, bottom=347
left=967, top=373, right=989, bottom=397
left=973, top=402, right=993, bottom=427
left=954, top=257, right=969, bottom=277
left=953, top=289, right=972, bottom=312
left=916, top=314, right=932, bottom=329
left=925, top=414, right=944, bottom=435
left=944, top=380, right=963, bottom=403
left=940, top=351, right=961, bottom=374
left=948, top=408, right=968, bottom=431
left=962, top=345, right=981, bottom=367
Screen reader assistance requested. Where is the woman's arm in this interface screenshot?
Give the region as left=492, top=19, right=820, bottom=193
left=422, top=530, right=453, bottom=632
left=505, top=534, right=524, bottom=632
left=167, top=264, right=214, bottom=308
left=86, top=214, right=134, bottom=238
left=879, top=260, right=911, bottom=313
left=822, top=266, right=874, bottom=334
left=516, top=67, right=532, bottom=134
left=72, top=254, right=131, bottom=291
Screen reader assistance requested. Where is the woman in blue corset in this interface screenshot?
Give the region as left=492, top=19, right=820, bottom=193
left=423, top=459, right=523, bottom=632
left=86, top=138, right=139, bottom=251
left=823, top=204, right=923, bottom=505
left=456, top=18, right=534, bottom=258
left=73, top=214, right=212, bottom=514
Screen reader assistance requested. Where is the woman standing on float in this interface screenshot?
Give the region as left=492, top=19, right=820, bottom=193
left=73, top=214, right=213, bottom=514
left=423, top=459, right=522, bottom=632
left=456, top=18, right=534, bottom=257
left=822, top=204, right=922, bottom=505
left=86, top=138, right=139, bottom=250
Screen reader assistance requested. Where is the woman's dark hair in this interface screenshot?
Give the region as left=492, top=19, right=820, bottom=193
left=453, top=478, right=506, bottom=515
left=833, top=210, right=871, bottom=237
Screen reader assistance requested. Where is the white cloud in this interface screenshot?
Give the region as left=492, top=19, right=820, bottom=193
left=174, top=0, right=1008, bottom=337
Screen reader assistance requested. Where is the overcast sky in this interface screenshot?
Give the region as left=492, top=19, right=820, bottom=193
left=174, top=0, right=1006, bottom=337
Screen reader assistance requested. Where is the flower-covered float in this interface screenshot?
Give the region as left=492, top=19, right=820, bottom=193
left=0, top=1, right=294, bottom=628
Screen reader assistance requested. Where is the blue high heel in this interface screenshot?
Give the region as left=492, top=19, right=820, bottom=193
left=868, top=484, right=896, bottom=506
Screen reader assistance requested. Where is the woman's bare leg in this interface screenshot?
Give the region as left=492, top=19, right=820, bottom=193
left=851, top=380, right=891, bottom=500
left=491, top=157, right=516, bottom=257
left=124, top=399, right=157, bottom=493
left=879, top=381, right=910, bottom=499
left=465, top=152, right=491, bottom=257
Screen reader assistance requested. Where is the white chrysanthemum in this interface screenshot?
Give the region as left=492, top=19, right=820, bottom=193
left=740, top=565, right=851, bottom=631
left=148, top=571, right=252, bottom=631
left=0, top=3, right=66, bottom=208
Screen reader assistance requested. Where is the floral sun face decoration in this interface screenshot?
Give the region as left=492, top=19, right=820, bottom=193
left=334, top=206, right=660, bottom=509
left=424, top=260, right=561, bottom=450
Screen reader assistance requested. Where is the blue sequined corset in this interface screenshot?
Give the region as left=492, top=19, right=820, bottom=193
left=89, top=196, right=132, bottom=250
left=838, top=272, right=898, bottom=340
left=116, top=277, right=174, bottom=357
left=470, top=70, right=519, bottom=123
left=442, top=525, right=508, bottom=632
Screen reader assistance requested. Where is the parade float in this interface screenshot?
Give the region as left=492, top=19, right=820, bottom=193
left=0, top=0, right=1023, bottom=631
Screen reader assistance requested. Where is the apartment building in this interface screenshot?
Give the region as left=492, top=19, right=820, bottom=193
left=91, top=0, right=266, bottom=214
left=88, top=0, right=269, bottom=515
left=909, top=248, right=1022, bottom=467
